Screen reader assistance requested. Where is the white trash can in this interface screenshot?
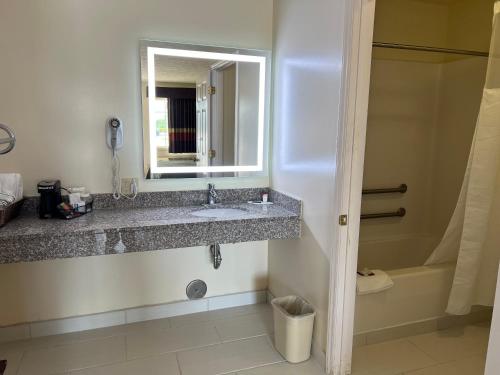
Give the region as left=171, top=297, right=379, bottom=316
left=271, top=295, right=316, bottom=363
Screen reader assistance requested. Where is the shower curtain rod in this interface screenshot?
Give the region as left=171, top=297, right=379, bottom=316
left=373, top=42, right=489, bottom=57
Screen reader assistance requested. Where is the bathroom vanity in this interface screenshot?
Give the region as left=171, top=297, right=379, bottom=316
left=0, top=189, right=301, bottom=264
left=0, top=41, right=290, bottom=264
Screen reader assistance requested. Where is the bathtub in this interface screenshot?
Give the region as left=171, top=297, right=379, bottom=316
left=354, top=236, right=491, bottom=339
left=354, top=263, right=455, bottom=334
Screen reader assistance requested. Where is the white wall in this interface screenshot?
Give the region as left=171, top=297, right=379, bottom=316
left=269, top=0, right=346, bottom=353
left=0, top=0, right=273, bottom=326
left=0, top=242, right=268, bottom=326
left=0, top=0, right=273, bottom=195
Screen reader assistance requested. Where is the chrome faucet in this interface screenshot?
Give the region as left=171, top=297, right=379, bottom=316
left=208, top=183, right=218, bottom=205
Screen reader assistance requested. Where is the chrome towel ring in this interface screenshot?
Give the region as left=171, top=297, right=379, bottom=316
left=0, top=124, right=16, bottom=155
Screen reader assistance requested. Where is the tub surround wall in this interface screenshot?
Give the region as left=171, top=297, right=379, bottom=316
left=362, top=0, right=449, bottom=246
left=430, top=57, right=488, bottom=237
left=446, top=0, right=496, bottom=54
left=361, top=56, right=487, bottom=260
left=357, top=235, right=437, bottom=271
left=361, top=0, right=491, bottom=256
left=372, top=0, right=449, bottom=63
left=361, top=59, right=441, bottom=242
left=0, top=189, right=301, bottom=264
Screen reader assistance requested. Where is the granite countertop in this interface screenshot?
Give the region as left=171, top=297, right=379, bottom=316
left=0, top=189, right=302, bottom=264
left=0, top=203, right=297, bottom=238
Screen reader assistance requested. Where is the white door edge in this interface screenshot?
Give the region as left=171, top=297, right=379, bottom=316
left=326, top=0, right=376, bottom=374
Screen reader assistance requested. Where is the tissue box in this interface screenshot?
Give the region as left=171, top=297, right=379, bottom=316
left=0, top=199, right=24, bottom=227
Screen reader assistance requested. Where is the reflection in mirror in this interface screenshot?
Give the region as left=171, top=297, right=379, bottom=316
left=140, top=41, right=270, bottom=179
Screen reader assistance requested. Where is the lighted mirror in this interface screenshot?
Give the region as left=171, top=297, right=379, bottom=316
left=140, top=41, right=270, bottom=179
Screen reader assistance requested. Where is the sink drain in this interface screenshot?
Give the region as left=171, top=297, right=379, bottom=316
left=186, top=279, right=207, bottom=300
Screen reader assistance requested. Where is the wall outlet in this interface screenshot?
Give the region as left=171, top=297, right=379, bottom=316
left=121, top=178, right=138, bottom=195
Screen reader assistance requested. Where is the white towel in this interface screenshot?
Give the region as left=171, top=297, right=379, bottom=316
left=356, top=269, right=394, bottom=295
left=0, top=173, right=23, bottom=206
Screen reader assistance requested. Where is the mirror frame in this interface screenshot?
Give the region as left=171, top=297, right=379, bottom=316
left=139, top=40, right=271, bottom=177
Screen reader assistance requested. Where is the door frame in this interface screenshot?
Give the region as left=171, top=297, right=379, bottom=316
left=210, top=60, right=238, bottom=167
left=326, top=0, right=376, bottom=374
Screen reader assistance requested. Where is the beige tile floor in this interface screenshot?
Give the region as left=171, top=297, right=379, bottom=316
left=0, top=304, right=490, bottom=375
left=351, top=321, right=491, bottom=375
left=0, top=303, right=326, bottom=375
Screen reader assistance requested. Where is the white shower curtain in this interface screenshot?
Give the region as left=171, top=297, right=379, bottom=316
left=425, top=2, right=500, bottom=315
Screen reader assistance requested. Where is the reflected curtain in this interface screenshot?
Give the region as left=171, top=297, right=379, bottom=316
left=169, top=98, right=196, bottom=153
left=425, top=2, right=500, bottom=315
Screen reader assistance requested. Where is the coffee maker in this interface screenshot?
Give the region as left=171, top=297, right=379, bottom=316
left=37, top=180, right=62, bottom=219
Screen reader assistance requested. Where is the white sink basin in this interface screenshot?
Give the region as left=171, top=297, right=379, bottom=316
left=191, top=208, right=248, bottom=219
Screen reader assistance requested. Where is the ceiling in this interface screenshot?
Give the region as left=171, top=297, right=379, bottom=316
left=140, top=49, right=220, bottom=84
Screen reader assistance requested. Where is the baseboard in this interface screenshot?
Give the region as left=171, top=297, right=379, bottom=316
left=266, top=290, right=276, bottom=303
left=354, top=306, right=493, bottom=347
left=311, top=340, right=327, bottom=371
left=30, top=310, right=127, bottom=339
left=0, top=290, right=267, bottom=343
left=0, top=324, right=31, bottom=344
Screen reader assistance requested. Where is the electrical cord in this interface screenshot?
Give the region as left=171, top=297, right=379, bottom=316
left=111, top=150, right=137, bottom=200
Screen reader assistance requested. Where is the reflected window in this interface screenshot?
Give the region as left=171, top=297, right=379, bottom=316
left=154, top=98, right=169, bottom=148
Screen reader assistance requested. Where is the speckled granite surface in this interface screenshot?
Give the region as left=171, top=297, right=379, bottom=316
left=20, top=188, right=271, bottom=213
left=269, top=190, right=302, bottom=216
left=0, top=189, right=301, bottom=264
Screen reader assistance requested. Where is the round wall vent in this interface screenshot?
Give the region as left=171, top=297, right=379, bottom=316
left=186, top=279, right=207, bottom=300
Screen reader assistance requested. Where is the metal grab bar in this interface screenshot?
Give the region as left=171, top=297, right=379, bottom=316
left=363, top=184, right=407, bottom=195
left=167, top=157, right=199, bottom=161
left=372, top=42, right=489, bottom=57
left=361, top=208, right=406, bottom=220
